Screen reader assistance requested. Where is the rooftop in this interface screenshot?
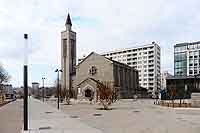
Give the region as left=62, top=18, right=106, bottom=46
left=101, top=42, right=159, bottom=55
left=175, top=41, right=200, bottom=47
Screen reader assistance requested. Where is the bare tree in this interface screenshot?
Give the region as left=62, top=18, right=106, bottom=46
left=0, top=64, right=10, bottom=84
left=169, top=87, right=176, bottom=108
left=96, top=81, right=118, bottom=110
left=60, top=88, right=70, bottom=105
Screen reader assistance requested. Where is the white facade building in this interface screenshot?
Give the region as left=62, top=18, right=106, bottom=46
left=101, top=42, right=161, bottom=94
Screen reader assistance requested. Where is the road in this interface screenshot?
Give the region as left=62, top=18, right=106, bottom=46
left=0, top=99, right=23, bottom=133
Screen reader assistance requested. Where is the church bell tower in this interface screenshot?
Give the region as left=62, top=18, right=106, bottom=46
left=61, top=13, right=76, bottom=97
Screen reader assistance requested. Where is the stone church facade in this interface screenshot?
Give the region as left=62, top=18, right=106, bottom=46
left=61, top=14, right=139, bottom=99
left=75, top=52, right=139, bottom=99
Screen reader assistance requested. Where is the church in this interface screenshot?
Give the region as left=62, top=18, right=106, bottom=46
left=61, top=14, right=139, bottom=99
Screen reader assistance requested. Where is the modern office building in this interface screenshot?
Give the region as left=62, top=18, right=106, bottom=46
left=174, top=41, right=200, bottom=76
left=101, top=42, right=161, bottom=95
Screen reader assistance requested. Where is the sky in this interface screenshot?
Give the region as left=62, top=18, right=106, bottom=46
left=0, top=0, right=200, bottom=87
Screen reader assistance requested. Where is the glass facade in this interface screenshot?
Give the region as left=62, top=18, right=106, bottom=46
left=174, top=50, right=187, bottom=76
left=174, top=41, right=200, bottom=76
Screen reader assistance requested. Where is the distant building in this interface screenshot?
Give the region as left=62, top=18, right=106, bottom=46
left=174, top=41, right=200, bottom=76
left=161, top=71, right=172, bottom=90
left=1, top=84, right=14, bottom=99
left=101, top=42, right=161, bottom=95
left=32, top=82, right=39, bottom=96
left=32, top=82, right=39, bottom=90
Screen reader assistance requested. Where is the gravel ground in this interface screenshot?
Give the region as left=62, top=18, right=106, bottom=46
left=47, top=99, right=200, bottom=133
left=0, top=99, right=23, bottom=133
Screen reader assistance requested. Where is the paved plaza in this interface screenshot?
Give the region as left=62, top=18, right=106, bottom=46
left=48, top=99, right=200, bottom=133
left=23, top=97, right=102, bottom=133
left=0, top=100, right=23, bottom=133
left=1, top=98, right=200, bottom=133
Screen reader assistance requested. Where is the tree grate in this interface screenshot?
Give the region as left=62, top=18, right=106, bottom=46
left=93, top=113, right=102, bottom=116
left=39, top=126, right=51, bottom=130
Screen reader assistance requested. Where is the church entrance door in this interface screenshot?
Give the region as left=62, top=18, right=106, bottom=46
left=85, top=89, right=92, bottom=98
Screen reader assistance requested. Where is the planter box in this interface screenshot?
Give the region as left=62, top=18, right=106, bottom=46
left=191, top=93, right=200, bottom=108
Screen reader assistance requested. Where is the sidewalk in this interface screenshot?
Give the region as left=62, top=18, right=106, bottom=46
left=23, top=97, right=102, bottom=133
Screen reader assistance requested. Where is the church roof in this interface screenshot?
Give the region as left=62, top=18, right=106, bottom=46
left=76, top=52, right=137, bottom=71
left=65, top=13, right=72, bottom=26
left=77, top=77, right=103, bottom=87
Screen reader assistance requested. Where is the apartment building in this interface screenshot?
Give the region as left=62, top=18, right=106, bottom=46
left=174, top=41, right=200, bottom=76
left=102, top=42, right=161, bottom=95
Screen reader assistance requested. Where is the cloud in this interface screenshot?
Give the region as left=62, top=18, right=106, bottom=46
left=0, top=0, right=200, bottom=86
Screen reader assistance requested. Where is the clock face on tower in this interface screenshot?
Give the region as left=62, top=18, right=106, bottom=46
left=89, top=66, right=97, bottom=75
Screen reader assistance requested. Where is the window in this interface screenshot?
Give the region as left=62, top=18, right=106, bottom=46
left=89, top=66, right=97, bottom=75
left=149, top=64, right=154, bottom=67
left=189, top=70, right=193, bottom=74
left=188, top=44, right=195, bottom=49
left=194, top=70, right=197, bottom=74
left=143, top=47, right=147, bottom=50
left=149, top=51, right=154, bottom=54
left=149, top=55, right=154, bottom=58
left=149, top=83, right=154, bottom=86
left=175, top=46, right=187, bottom=52
left=149, top=60, right=154, bottom=63
left=149, top=74, right=154, bottom=77
left=62, top=39, right=67, bottom=57
left=149, top=69, right=154, bottom=72
left=175, top=52, right=187, bottom=61
left=149, top=87, right=153, bottom=90
left=149, top=78, right=154, bottom=81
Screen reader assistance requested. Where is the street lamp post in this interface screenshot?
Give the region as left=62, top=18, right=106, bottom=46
left=23, top=34, right=28, bottom=131
left=55, top=69, right=62, bottom=110
left=42, top=77, right=46, bottom=102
